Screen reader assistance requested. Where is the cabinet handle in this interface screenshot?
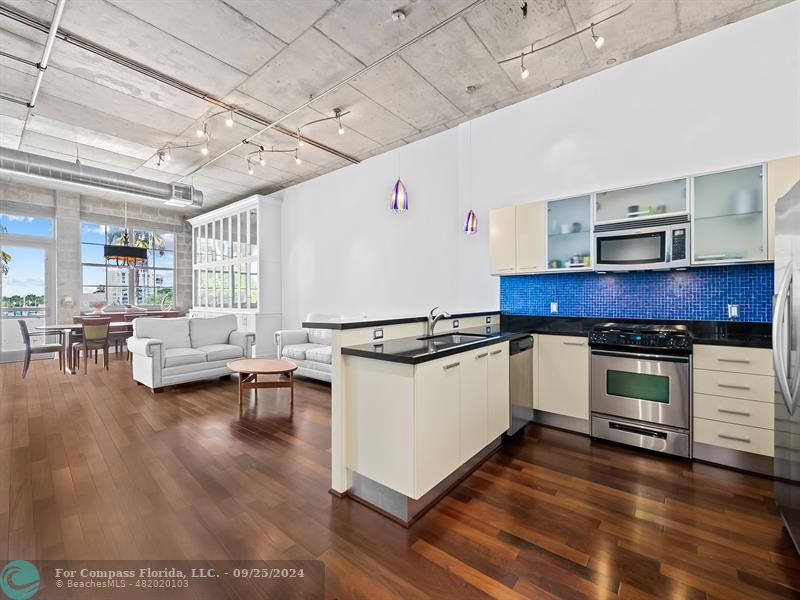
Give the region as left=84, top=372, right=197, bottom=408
left=563, top=341, right=585, bottom=346
left=443, top=362, right=461, bottom=370
left=697, top=254, right=727, bottom=260
left=718, top=408, right=751, bottom=417
left=490, top=349, right=503, bottom=356
left=717, top=383, right=751, bottom=390
left=518, top=266, right=538, bottom=270
left=496, top=268, right=514, bottom=272
left=717, top=358, right=750, bottom=364
left=475, top=353, right=488, bottom=359
left=718, top=433, right=750, bottom=443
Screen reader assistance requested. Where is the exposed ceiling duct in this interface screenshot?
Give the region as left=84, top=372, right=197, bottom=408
left=0, top=147, right=203, bottom=208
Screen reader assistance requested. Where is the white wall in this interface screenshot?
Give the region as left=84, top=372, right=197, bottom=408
left=280, top=3, right=800, bottom=328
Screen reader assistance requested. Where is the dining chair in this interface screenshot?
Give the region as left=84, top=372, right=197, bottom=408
left=72, top=317, right=112, bottom=374
left=17, top=320, right=64, bottom=378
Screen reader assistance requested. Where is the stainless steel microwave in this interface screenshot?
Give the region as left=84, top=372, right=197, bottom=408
left=594, top=220, right=690, bottom=271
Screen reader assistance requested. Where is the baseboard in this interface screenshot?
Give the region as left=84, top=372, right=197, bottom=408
left=693, top=442, right=773, bottom=477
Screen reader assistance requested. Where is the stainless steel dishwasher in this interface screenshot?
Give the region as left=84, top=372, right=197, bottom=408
left=509, top=335, right=534, bottom=435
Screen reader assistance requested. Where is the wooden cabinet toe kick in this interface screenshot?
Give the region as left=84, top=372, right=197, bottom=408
left=345, top=438, right=502, bottom=527
left=693, top=442, right=773, bottom=477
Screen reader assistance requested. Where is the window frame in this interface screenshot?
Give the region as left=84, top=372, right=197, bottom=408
left=80, top=222, right=176, bottom=308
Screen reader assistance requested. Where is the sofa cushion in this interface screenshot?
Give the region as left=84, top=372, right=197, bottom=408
left=163, top=347, right=206, bottom=368
left=190, top=314, right=237, bottom=348
left=135, top=317, right=190, bottom=350
left=195, top=343, right=243, bottom=362
left=282, top=343, right=327, bottom=361
left=305, top=346, right=332, bottom=364
left=292, top=359, right=332, bottom=374
left=305, top=313, right=338, bottom=345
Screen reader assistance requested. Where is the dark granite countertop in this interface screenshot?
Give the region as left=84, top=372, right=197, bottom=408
left=500, top=315, right=772, bottom=349
left=303, top=310, right=500, bottom=330
left=341, top=325, right=528, bottom=365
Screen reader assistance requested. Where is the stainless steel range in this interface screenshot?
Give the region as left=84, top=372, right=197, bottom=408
left=589, top=323, right=693, bottom=458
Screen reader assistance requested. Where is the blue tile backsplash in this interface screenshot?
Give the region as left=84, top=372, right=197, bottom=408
left=500, top=264, right=774, bottom=322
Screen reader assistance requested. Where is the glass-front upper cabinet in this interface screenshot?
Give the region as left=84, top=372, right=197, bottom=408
left=547, top=195, right=592, bottom=270
left=692, top=164, right=765, bottom=264
left=595, top=178, right=688, bottom=224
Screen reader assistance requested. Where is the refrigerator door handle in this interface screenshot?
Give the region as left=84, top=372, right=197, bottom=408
left=774, top=262, right=795, bottom=415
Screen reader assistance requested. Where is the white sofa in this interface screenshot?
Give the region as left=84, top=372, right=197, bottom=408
left=274, top=313, right=338, bottom=383
left=128, top=315, right=255, bottom=391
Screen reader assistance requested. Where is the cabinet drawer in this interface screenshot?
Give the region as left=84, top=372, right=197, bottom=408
left=694, top=393, right=774, bottom=430
left=693, top=345, right=773, bottom=376
left=693, top=369, right=774, bottom=403
left=694, top=418, right=773, bottom=456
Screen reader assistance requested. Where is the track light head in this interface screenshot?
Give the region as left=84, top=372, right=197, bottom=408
left=247, top=161, right=254, bottom=175
left=201, top=143, right=209, bottom=156
left=519, top=54, right=529, bottom=80
left=196, top=123, right=206, bottom=137
left=225, top=111, right=234, bottom=127
left=591, top=24, right=604, bottom=48
left=334, top=108, right=344, bottom=135
left=297, top=128, right=304, bottom=147
left=295, top=149, right=302, bottom=165
left=164, top=149, right=171, bottom=161
left=259, top=152, right=266, bottom=167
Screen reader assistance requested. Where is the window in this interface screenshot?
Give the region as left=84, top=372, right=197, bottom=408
left=81, top=223, right=175, bottom=307
left=0, top=213, right=53, bottom=238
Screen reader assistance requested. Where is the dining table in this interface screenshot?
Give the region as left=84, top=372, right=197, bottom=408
left=35, top=322, right=134, bottom=375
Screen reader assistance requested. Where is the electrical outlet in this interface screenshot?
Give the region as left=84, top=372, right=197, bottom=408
left=373, top=327, right=383, bottom=340
left=727, top=304, right=740, bottom=320
left=486, top=326, right=492, bottom=334
left=485, top=316, right=492, bottom=324
left=452, top=319, right=460, bottom=329
left=550, top=302, right=558, bottom=314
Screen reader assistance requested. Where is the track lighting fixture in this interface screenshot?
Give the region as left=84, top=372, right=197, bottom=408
left=335, top=108, right=344, bottom=135
left=247, top=160, right=254, bottom=175
left=591, top=24, right=604, bottom=49
left=241, top=139, right=303, bottom=173
left=259, top=152, right=266, bottom=167
left=201, top=142, right=209, bottom=156
left=156, top=151, right=165, bottom=169
left=225, top=111, right=234, bottom=127
left=195, top=123, right=206, bottom=138
left=295, top=149, right=302, bottom=165
left=297, top=108, right=351, bottom=141
left=498, top=5, right=628, bottom=75
left=163, top=149, right=171, bottom=161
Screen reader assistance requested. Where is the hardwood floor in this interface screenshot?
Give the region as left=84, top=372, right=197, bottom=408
left=2, top=357, right=800, bottom=599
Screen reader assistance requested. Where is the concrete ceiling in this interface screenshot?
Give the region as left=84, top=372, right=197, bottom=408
left=0, top=0, right=789, bottom=211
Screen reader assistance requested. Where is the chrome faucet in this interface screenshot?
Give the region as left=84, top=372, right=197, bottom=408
left=426, top=306, right=451, bottom=337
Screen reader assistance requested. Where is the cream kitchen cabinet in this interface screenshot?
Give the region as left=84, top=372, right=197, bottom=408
left=515, top=202, right=547, bottom=274
left=415, top=354, right=462, bottom=496
left=488, top=343, right=511, bottom=440
left=489, top=207, right=516, bottom=275
left=767, top=156, right=800, bottom=260
left=345, top=341, right=511, bottom=500
left=537, top=335, right=589, bottom=421
left=489, top=203, right=546, bottom=275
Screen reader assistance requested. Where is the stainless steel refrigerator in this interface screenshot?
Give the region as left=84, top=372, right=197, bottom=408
left=774, top=180, right=800, bottom=553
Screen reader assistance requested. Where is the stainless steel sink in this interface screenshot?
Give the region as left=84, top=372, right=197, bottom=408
left=416, top=333, right=489, bottom=345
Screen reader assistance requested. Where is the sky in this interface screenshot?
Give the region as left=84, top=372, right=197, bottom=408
left=0, top=215, right=50, bottom=299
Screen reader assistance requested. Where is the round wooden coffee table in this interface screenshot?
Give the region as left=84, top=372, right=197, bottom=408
left=227, top=358, right=298, bottom=407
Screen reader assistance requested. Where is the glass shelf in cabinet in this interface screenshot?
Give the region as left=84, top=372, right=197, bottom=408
left=693, top=210, right=762, bottom=222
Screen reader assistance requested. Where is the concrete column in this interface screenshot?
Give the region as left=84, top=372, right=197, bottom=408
left=54, top=190, right=81, bottom=324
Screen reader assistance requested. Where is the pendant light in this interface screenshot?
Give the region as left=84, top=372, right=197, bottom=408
left=463, top=121, right=478, bottom=235
left=104, top=202, right=147, bottom=267
left=464, top=210, right=478, bottom=234
left=390, top=147, right=409, bottom=213
left=390, top=179, right=409, bottom=213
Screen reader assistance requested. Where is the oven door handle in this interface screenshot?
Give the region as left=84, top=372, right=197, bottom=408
left=590, top=349, right=690, bottom=363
